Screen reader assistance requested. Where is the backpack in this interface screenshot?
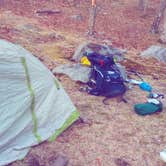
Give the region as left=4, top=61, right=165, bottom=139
left=86, top=53, right=126, bottom=97
left=86, top=53, right=115, bottom=68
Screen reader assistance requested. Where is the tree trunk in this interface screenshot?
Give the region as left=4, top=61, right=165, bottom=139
left=159, top=10, right=166, bottom=43
left=88, top=5, right=97, bottom=35
left=0, top=0, right=5, bottom=9
left=88, top=0, right=97, bottom=36
left=151, top=0, right=166, bottom=34
left=138, top=0, right=148, bottom=16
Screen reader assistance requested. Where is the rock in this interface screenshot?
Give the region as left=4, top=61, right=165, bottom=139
left=141, top=45, right=166, bottom=62
left=16, top=24, right=41, bottom=32
left=53, top=64, right=91, bottom=83
left=72, top=42, right=126, bottom=62
left=70, top=14, right=83, bottom=21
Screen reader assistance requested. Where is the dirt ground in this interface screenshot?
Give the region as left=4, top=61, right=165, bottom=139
left=0, top=0, right=166, bottom=166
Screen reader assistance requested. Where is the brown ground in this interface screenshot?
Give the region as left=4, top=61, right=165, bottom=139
left=0, top=0, right=166, bottom=166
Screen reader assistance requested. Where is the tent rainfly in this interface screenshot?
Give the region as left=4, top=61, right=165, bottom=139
left=0, top=39, right=79, bottom=166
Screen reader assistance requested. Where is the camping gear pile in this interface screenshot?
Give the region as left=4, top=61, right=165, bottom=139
left=78, top=44, right=164, bottom=115
left=126, top=71, right=164, bottom=115
left=134, top=92, right=164, bottom=116
left=0, top=39, right=79, bottom=166
left=133, top=81, right=164, bottom=116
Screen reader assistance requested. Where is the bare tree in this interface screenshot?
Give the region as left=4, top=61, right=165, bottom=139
left=151, top=0, right=166, bottom=34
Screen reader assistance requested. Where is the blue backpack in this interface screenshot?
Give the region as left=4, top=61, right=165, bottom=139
left=86, top=53, right=126, bottom=97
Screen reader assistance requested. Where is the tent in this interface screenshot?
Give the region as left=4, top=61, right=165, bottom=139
left=0, top=39, right=79, bottom=166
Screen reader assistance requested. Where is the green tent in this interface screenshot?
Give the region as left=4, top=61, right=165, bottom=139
left=0, top=39, right=79, bottom=165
